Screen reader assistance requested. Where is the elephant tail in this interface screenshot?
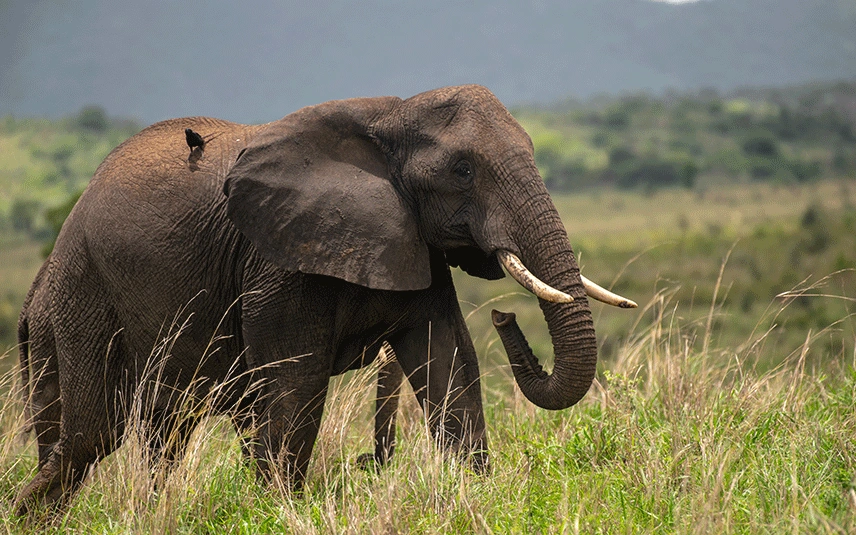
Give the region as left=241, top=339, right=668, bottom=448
left=17, top=289, right=33, bottom=435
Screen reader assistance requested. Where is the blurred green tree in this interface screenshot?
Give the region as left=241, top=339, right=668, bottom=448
left=75, top=105, right=110, bottom=133
left=41, top=190, right=83, bottom=257
left=10, top=199, right=41, bottom=235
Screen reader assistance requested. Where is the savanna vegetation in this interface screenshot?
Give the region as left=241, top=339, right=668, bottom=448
left=517, top=81, right=856, bottom=191
left=0, top=108, right=140, bottom=349
left=0, top=82, right=854, bottom=532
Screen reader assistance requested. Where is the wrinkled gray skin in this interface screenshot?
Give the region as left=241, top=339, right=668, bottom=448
left=15, top=85, right=597, bottom=514
left=18, top=261, right=60, bottom=472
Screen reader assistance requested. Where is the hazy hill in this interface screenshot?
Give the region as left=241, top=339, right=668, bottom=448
left=1, top=0, right=854, bottom=124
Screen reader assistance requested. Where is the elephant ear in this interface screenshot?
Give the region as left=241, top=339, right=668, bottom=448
left=224, top=97, right=432, bottom=291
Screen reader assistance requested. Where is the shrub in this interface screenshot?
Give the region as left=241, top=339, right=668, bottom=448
left=609, top=147, right=697, bottom=190
left=798, top=204, right=831, bottom=253
left=75, top=105, right=110, bottom=133
left=41, top=190, right=83, bottom=257
left=608, top=145, right=635, bottom=167
left=749, top=157, right=778, bottom=180
left=616, top=159, right=681, bottom=190
left=741, top=130, right=779, bottom=157
left=789, top=159, right=822, bottom=182
left=604, top=106, right=630, bottom=129
left=9, top=199, right=41, bottom=235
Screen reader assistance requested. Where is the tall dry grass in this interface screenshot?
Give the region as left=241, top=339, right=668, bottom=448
left=0, top=281, right=854, bottom=533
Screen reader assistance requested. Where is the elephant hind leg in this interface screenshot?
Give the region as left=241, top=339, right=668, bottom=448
left=15, top=404, right=125, bottom=516
left=13, top=444, right=94, bottom=516
left=18, top=261, right=62, bottom=470
left=357, top=348, right=402, bottom=470
left=13, top=460, right=66, bottom=516
left=28, top=322, right=61, bottom=470
left=31, top=386, right=61, bottom=471
left=16, top=316, right=127, bottom=515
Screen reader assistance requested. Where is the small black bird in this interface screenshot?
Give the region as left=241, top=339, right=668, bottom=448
left=185, top=128, right=205, bottom=150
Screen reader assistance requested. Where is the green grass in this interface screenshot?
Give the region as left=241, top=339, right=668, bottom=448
left=1, top=287, right=855, bottom=533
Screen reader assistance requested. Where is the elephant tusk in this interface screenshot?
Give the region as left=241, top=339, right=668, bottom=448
left=496, top=250, right=574, bottom=303
left=581, top=275, right=638, bottom=308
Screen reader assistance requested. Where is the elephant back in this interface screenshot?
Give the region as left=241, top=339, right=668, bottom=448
left=69, top=117, right=259, bottom=244
left=90, top=117, right=253, bottom=193
left=54, top=117, right=263, bottom=315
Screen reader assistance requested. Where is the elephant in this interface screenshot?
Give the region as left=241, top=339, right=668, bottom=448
left=14, top=84, right=636, bottom=514
left=18, top=260, right=61, bottom=472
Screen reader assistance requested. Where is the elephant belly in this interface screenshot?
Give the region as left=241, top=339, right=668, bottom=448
left=123, top=288, right=245, bottom=392
left=97, top=249, right=247, bottom=412
left=331, top=329, right=388, bottom=375
left=328, top=287, right=418, bottom=376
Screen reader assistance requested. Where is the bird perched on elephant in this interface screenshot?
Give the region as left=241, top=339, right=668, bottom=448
left=14, top=84, right=636, bottom=514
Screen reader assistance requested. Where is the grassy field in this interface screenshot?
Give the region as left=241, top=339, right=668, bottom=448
left=0, top=295, right=854, bottom=533
left=0, top=179, right=854, bottom=532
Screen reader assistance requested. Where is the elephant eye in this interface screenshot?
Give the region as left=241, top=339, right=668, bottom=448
left=452, top=159, right=474, bottom=182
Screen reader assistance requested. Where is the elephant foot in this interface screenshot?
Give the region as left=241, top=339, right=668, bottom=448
left=14, top=447, right=97, bottom=516
left=469, top=449, right=490, bottom=475
left=355, top=452, right=386, bottom=472
left=13, top=468, right=67, bottom=517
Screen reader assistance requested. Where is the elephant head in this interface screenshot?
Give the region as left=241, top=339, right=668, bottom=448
left=224, top=84, right=634, bottom=411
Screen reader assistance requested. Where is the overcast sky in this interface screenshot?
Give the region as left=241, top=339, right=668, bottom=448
left=1, top=0, right=853, bottom=123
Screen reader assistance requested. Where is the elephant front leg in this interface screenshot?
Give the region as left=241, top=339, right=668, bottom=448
left=388, top=305, right=487, bottom=472
left=251, top=365, right=329, bottom=491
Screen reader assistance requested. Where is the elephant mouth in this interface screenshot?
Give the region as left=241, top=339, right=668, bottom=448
left=443, top=245, right=637, bottom=309
left=495, top=249, right=637, bottom=308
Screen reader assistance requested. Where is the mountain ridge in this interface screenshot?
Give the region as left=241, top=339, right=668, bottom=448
left=1, top=0, right=854, bottom=123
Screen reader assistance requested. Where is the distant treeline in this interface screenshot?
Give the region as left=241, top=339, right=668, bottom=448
left=1, top=81, right=855, bottom=248
left=514, top=80, right=856, bottom=192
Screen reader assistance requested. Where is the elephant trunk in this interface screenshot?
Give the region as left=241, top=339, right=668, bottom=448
left=492, top=178, right=599, bottom=411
